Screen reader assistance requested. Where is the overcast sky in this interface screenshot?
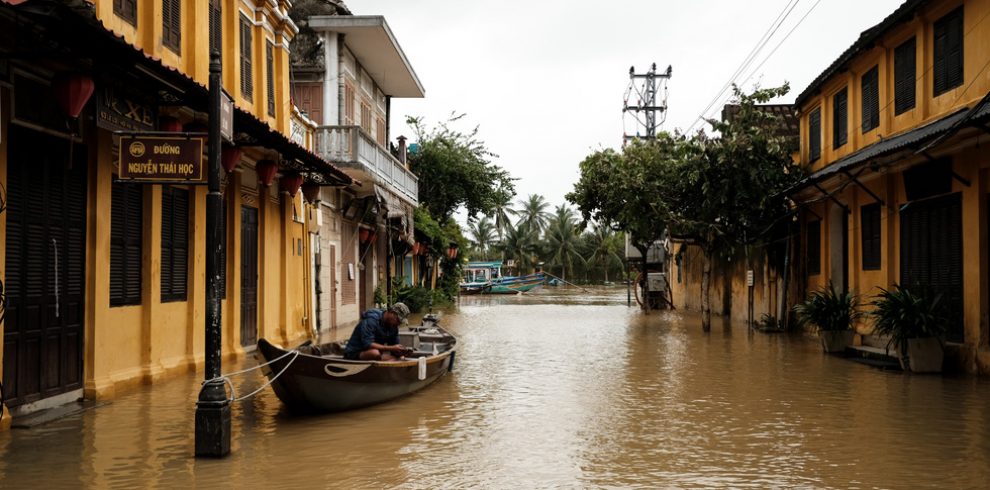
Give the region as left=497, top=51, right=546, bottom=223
left=346, top=0, right=905, bottom=220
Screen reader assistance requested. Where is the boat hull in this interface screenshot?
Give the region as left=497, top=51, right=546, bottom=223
left=256, top=329, right=456, bottom=412
left=460, top=272, right=546, bottom=295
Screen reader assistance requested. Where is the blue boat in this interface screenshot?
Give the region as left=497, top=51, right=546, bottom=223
left=460, top=261, right=545, bottom=294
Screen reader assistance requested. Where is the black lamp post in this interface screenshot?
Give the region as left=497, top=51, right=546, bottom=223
left=195, top=50, right=231, bottom=458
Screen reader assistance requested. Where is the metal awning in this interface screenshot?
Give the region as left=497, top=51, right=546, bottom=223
left=308, top=15, right=425, bottom=98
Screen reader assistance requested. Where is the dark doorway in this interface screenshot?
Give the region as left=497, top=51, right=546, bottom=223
left=900, top=192, right=963, bottom=342
left=3, top=125, right=87, bottom=407
left=240, top=206, right=258, bottom=347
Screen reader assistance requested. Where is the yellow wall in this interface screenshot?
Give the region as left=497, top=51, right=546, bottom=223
left=800, top=0, right=990, bottom=169
left=91, top=0, right=295, bottom=134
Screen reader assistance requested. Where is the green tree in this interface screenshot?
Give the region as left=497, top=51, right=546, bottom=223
left=499, top=222, right=539, bottom=273
left=489, top=192, right=517, bottom=241
left=467, top=217, right=497, bottom=260
left=517, top=194, right=552, bottom=238
left=407, top=115, right=516, bottom=223
left=545, top=205, right=585, bottom=282
left=587, top=223, right=623, bottom=283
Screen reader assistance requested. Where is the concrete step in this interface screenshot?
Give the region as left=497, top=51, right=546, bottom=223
left=11, top=400, right=109, bottom=429
left=846, top=344, right=902, bottom=370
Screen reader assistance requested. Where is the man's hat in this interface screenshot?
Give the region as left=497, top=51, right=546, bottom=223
left=389, top=302, right=411, bottom=324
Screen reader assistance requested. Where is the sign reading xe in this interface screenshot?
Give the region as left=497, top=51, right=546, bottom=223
left=118, top=135, right=205, bottom=183
left=97, top=84, right=157, bottom=132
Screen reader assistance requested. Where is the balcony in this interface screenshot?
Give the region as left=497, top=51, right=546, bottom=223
left=314, top=126, right=418, bottom=205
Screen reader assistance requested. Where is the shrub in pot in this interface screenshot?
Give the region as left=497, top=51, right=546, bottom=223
left=793, top=282, right=860, bottom=353
left=869, top=285, right=948, bottom=373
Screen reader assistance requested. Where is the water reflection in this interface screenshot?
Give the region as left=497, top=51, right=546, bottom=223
left=1, top=287, right=989, bottom=488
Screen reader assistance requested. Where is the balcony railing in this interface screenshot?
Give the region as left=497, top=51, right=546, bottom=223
left=314, top=125, right=419, bottom=204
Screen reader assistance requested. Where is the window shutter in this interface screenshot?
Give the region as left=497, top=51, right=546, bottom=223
left=209, top=0, right=222, bottom=55
left=808, top=108, right=821, bottom=162
left=833, top=88, right=848, bottom=149
left=934, top=7, right=964, bottom=96
left=161, top=187, right=189, bottom=302
left=894, top=37, right=916, bottom=114
left=111, top=183, right=144, bottom=306
left=861, top=203, right=881, bottom=270
left=861, top=66, right=879, bottom=133
left=114, top=0, right=137, bottom=25
left=267, top=41, right=275, bottom=116
left=240, top=15, right=253, bottom=100
left=162, top=0, right=181, bottom=52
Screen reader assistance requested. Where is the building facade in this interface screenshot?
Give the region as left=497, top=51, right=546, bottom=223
left=291, top=10, right=424, bottom=334
left=791, top=0, right=990, bottom=373
left=0, top=0, right=354, bottom=425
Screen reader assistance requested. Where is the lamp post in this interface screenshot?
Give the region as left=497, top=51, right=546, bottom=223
left=195, top=50, right=231, bottom=458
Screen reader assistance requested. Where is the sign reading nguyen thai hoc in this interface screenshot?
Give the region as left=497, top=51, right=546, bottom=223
left=118, top=135, right=205, bottom=183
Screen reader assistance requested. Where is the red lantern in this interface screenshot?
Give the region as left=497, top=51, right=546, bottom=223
left=359, top=228, right=370, bottom=243
left=447, top=245, right=458, bottom=260
left=256, top=159, right=278, bottom=186
left=302, top=181, right=321, bottom=203
left=52, top=73, right=94, bottom=119
left=160, top=116, right=183, bottom=132
left=280, top=172, right=304, bottom=197
left=221, top=146, right=242, bottom=173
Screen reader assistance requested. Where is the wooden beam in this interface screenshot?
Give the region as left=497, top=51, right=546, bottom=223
left=842, top=169, right=885, bottom=206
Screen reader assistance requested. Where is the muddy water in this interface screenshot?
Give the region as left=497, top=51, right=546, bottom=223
left=2, top=287, right=990, bottom=488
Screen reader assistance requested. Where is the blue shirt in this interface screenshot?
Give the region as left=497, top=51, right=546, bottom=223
left=343, top=309, right=399, bottom=358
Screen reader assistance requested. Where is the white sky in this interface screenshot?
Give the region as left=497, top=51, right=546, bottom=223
left=345, top=0, right=906, bottom=219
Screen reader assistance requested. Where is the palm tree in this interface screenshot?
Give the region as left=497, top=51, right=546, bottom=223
left=545, top=205, right=585, bottom=282
left=517, top=194, right=551, bottom=238
left=586, top=223, right=623, bottom=283
left=499, top=223, right=539, bottom=272
left=490, top=193, right=517, bottom=240
left=467, top=217, right=497, bottom=259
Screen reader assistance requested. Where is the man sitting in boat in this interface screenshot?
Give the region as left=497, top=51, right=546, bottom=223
left=343, top=303, right=413, bottom=361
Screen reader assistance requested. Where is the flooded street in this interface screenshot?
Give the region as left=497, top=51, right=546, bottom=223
left=2, top=287, right=990, bottom=488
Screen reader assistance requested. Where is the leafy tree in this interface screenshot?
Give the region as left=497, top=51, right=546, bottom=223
left=517, top=194, right=552, bottom=238
left=489, top=192, right=517, bottom=241
left=586, top=223, right=624, bottom=283
left=545, top=205, right=585, bottom=282
left=467, top=217, right=497, bottom=260
left=407, top=115, right=515, bottom=224
left=499, top=222, right=539, bottom=273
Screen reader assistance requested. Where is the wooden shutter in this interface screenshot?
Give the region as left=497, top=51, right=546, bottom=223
left=894, top=37, right=916, bottom=114
left=161, top=187, right=189, bottom=302
left=267, top=41, right=276, bottom=116
left=114, top=0, right=137, bottom=25
left=807, top=220, right=821, bottom=275
left=111, top=183, right=143, bottom=306
left=808, top=107, right=821, bottom=162
left=240, top=15, right=253, bottom=100
left=344, top=84, right=355, bottom=124
left=934, top=7, right=964, bottom=97
left=860, top=203, right=881, bottom=270
left=360, top=103, right=371, bottom=133
left=162, top=0, right=181, bottom=52
left=861, top=66, right=879, bottom=133
left=209, top=0, right=222, bottom=55
left=833, top=88, right=848, bottom=149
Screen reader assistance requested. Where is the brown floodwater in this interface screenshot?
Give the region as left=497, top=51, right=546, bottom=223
left=2, top=287, right=989, bottom=488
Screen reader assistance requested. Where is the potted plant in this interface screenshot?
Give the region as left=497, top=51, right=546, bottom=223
left=793, top=283, right=860, bottom=353
left=869, top=285, right=948, bottom=373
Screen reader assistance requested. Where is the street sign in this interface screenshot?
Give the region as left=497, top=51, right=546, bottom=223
left=118, top=134, right=205, bottom=183
left=220, top=91, right=233, bottom=142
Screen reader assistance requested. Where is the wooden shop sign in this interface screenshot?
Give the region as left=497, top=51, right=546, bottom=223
left=118, top=134, right=205, bottom=183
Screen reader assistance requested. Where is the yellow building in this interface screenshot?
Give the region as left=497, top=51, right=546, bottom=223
left=791, top=0, right=990, bottom=373
left=0, top=0, right=354, bottom=426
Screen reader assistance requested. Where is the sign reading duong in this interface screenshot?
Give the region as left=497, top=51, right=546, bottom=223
left=118, top=135, right=205, bottom=183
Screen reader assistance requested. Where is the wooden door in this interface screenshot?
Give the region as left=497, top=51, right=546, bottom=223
left=240, top=206, right=259, bottom=347
left=3, top=126, right=87, bottom=407
left=900, top=192, right=963, bottom=342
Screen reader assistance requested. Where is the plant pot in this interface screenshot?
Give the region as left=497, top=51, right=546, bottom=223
left=819, top=330, right=854, bottom=354
left=898, top=337, right=944, bottom=373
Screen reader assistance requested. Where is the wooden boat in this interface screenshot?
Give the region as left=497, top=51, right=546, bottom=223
left=460, top=261, right=545, bottom=295
left=255, top=315, right=457, bottom=412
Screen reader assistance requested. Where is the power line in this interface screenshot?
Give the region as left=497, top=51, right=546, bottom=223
left=686, top=0, right=803, bottom=134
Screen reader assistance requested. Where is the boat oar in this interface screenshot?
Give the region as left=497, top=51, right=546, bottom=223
left=543, top=272, right=591, bottom=292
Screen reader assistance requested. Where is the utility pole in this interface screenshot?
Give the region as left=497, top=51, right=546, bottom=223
left=623, top=63, right=672, bottom=143
left=195, top=50, right=231, bottom=458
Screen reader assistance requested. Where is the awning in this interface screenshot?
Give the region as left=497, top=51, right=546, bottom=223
left=376, top=185, right=414, bottom=244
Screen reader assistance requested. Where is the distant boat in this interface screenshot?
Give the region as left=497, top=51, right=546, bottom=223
left=255, top=315, right=457, bottom=412
left=460, top=261, right=545, bottom=294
